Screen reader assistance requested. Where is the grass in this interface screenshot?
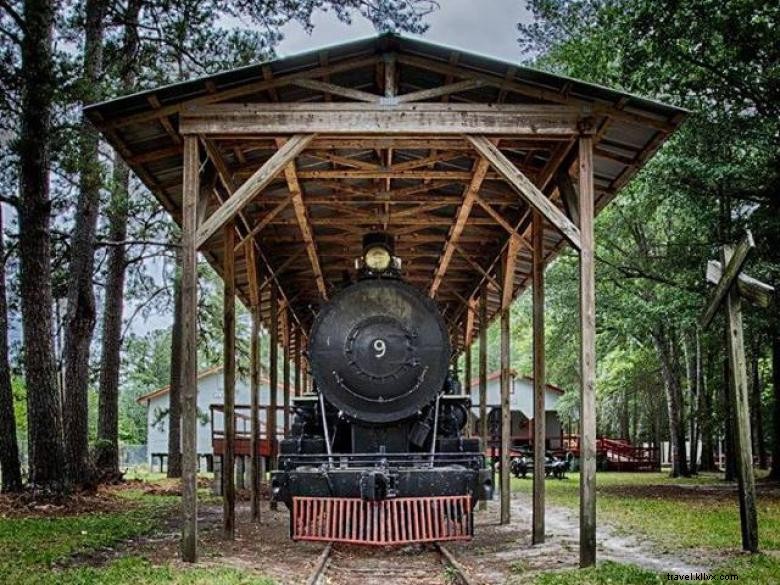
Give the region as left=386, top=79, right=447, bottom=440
left=511, top=471, right=780, bottom=584
left=512, top=471, right=780, bottom=550
left=0, top=480, right=275, bottom=585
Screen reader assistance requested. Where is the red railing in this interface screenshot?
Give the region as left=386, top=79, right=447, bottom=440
left=292, top=495, right=473, bottom=545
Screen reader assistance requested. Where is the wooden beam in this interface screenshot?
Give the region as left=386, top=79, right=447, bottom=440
left=499, top=269, right=511, bottom=525
left=578, top=134, right=597, bottom=568
left=478, top=282, right=488, bottom=512
left=293, top=78, right=381, bottom=102
left=268, top=284, right=279, bottom=511
left=700, top=232, right=755, bottom=328
left=222, top=225, right=236, bottom=539
left=234, top=197, right=292, bottom=252
left=394, top=79, right=483, bottom=103
left=249, top=303, right=261, bottom=523
left=430, top=158, right=491, bottom=297
left=532, top=212, right=546, bottom=545
left=453, top=244, right=500, bottom=291
left=283, top=305, right=291, bottom=435
left=180, top=136, right=199, bottom=562
left=292, top=169, right=486, bottom=181
left=196, top=134, right=314, bottom=248
left=474, top=195, right=531, bottom=248
left=707, top=260, right=774, bottom=309
left=294, top=327, right=302, bottom=398
left=275, top=138, right=328, bottom=300
left=180, top=103, right=583, bottom=136
left=556, top=169, right=580, bottom=227
left=501, top=236, right=521, bottom=310
left=722, top=246, right=759, bottom=553
left=467, top=135, right=582, bottom=249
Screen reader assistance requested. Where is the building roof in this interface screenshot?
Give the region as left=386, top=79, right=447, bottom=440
left=136, top=364, right=272, bottom=404
left=468, top=369, right=564, bottom=394
left=87, top=32, right=686, bottom=353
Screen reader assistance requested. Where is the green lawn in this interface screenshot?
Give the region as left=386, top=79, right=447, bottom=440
left=0, top=486, right=274, bottom=585
left=512, top=471, right=780, bottom=584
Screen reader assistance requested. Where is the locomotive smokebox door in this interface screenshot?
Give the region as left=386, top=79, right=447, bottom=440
left=309, top=279, right=451, bottom=424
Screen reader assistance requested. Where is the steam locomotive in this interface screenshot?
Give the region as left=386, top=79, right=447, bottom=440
left=271, top=233, right=492, bottom=544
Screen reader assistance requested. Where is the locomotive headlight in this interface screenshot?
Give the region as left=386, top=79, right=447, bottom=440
left=364, top=246, right=392, bottom=272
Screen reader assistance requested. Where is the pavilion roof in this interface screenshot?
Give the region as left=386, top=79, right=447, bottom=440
left=86, top=33, right=687, bottom=354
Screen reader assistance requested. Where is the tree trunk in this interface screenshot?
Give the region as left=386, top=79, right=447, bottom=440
left=167, top=250, right=183, bottom=478
left=751, top=339, right=767, bottom=469
left=0, top=205, right=22, bottom=492
left=770, top=296, right=780, bottom=480
left=62, top=0, right=107, bottom=487
left=724, top=347, right=737, bottom=481
left=94, top=155, right=129, bottom=480
left=94, top=0, right=139, bottom=481
left=18, top=0, right=67, bottom=493
left=699, top=349, right=717, bottom=471
left=651, top=323, right=689, bottom=477
left=684, top=329, right=699, bottom=474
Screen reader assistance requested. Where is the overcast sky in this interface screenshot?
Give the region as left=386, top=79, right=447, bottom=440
left=276, top=0, right=532, bottom=63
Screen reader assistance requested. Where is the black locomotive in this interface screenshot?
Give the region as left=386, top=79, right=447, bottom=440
left=271, top=233, right=492, bottom=543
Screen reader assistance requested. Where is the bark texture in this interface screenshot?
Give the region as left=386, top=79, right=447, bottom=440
left=95, top=0, right=139, bottom=479
left=651, top=323, right=689, bottom=477
left=63, top=0, right=107, bottom=486
left=0, top=206, right=22, bottom=492
left=18, top=0, right=67, bottom=492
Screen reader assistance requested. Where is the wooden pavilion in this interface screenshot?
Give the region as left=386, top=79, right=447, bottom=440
left=86, top=33, right=686, bottom=567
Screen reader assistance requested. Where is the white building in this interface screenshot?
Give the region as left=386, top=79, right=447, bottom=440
left=136, top=365, right=284, bottom=469
left=468, top=369, right=564, bottom=448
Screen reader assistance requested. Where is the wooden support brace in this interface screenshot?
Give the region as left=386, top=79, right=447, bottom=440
left=467, top=135, right=581, bottom=249
left=700, top=232, right=754, bottom=328
left=196, top=134, right=314, bottom=248
left=222, top=225, right=236, bottom=539
left=180, top=136, right=199, bottom=562
left=478, top=282, right=489, bottom=512
left=706, top=260, right=774, bottom=309
left=532, top=212, right=546, bottom=545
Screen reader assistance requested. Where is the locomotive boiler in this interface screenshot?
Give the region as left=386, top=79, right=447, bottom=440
left=271, top=233, right=492, bottom=545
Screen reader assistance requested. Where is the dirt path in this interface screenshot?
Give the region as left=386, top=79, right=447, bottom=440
left=447, top=489, right=717, bottom=584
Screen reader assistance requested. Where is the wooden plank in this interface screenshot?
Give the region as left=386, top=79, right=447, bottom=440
left=268, top=284, right=279, bottom=511
left=532, top=212, right=546, bottom=545
left=467, top=135, right=581, bottom=250
left=707, top=259, right=773, bottom=309
left=453, top=244, right=500, bottom=291
left=723, top=247, right=759, bottom=553
left=474, top=195, right=531, bottom=248
left=394, top=79, right=483, bottom=103
left=292, top=169, right=483, bottom=181
left=430, top=158, right=491, bottom=297
left=501, top=236, right=521, bottom=310
left=699, top=232, right=754, bottom=328
left=478, top=281, right=488, bottom=512
left=283, top=305, right=291, bottom=435
left=180, top=136, right=199, bottom=562
left=499, top=300, right=511, bottom=526
left=196, top=134, right=314, bottom=248
left=276, top=138, right=328, bottom=299
left=578, top=135, right=596, bottom=568
left=180, top=103, right=583, bottom=136
left=222, top=224, right=236, bottom=539
left=234, top=197, right=292, bottom=252
left=293, top=78, right=381, bottom=102
left=249, top=305, right=261, bottom=523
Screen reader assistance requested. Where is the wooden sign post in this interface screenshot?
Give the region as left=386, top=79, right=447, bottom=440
left=699, top=231, right=774, bottom=553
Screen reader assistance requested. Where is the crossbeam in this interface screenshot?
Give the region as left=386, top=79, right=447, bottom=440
left=196, top=134, right=314, bottom=248
left=699, top=232, right=754, bottom=328
left=467, top=135, right=582, bottom=249
left=180, top=104, right=584, bottom=136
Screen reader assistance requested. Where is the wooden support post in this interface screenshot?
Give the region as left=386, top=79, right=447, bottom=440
left=499, top=302, right=511, bottom=525
left=294, top=328, right=302, bottom=397
left=180, top=136, right=199, bottom=562
left=578, top=134, right=597, bottom=568
left=723, top=246, right=759, bottom=552
left=283, top=307, right=291, bottom=435
left=269, top=284, right=279, bottom=510
left=464, top=331, right=472, bottom=435
left=222, top=225, right=236, bottom=539
left=532, top=212, right=546, bottom=545
left=250, top=304, right=261, bottom=522
left=478, top=283, right=488, bottom=511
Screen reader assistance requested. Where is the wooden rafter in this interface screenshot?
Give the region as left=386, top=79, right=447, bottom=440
left=467, top=135, right=582, bottom=249
left=429, top=158, right=491, bottom=298
left=233, top=196, right=292, bottom=252
left=275, top=138, right=328, bottom=300
left=196, top=134, right=314, bottom=248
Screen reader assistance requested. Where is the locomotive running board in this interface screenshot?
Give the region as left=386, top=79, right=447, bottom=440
left=292, top=495, right=473, bottom=545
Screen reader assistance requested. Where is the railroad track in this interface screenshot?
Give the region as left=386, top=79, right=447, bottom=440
left=306, top=542, right=475, bottom=585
